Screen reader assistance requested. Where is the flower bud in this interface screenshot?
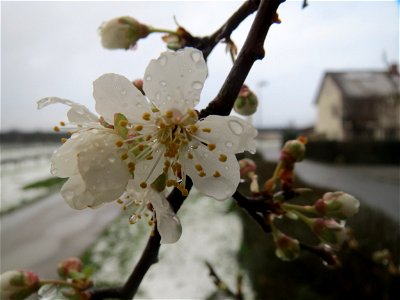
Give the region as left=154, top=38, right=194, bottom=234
left=233, top=85, right=258, bottom=116
left=273, top=231, right=301, bottom=261
left=57, top=257, right=82, bottom=279
left=314, top=192, right=360, bottom=219
left=99, top=16, right=150, bottom=50
left=239, top=158, right=256, bottom=179
left=310, top=218, right=349, bottom=249
left=133, top=79, right=144, bottom=94
left=0, top=270, right=39, bottom=300
left=281, top=139, right=306, bottom=163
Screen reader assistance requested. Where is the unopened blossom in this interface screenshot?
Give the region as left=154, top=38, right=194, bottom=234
left=310, top=218, right=349, bottom=249
left=38, top=48, right=257, bottom=213
left=99, top=16, right=150, bottom=49
left=57, top=257, right=82, bottom=279
left=314, top=191, right=360, bottom=219
left=273, top=230, right=300, bottom=261
left=233, top=85, right=258, bottom=116
left=0, top=270, right=40, bottom=300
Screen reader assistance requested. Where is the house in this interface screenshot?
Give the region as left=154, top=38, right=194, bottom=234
left=314, top=65, right=400, bottom=141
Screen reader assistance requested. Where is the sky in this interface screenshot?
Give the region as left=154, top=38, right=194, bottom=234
left=1, top=0, right=398, bottom=131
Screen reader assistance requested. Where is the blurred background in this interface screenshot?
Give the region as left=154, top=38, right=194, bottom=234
left=1, top=1, right=399, bottom=299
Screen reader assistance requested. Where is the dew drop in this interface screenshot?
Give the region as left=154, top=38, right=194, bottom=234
left=192, top=81, right=203, bottom=90
left=160, top=81, right=167, bottom=87
left=136, top=102, right=143, bottom=108
left=71, top=133, right=80, bottom=139
left=146, top=75, right=152, bottom=81
left=228, top=120, right=244, bottom=135
left=167, top=95, right=172, bottom=101
left=202, top=152, right=209, bottom=158
left=158, top=55, right=167, bottom=66
left=225, top=141, right=233, bottom=148
left=120, top=89, right=127, bottom=96
left=156, top=93, right=161, bottom=101
left=191, top=51, right=201, bottom=63
left=108, top=157, right=116, bottom=163
left=129, top=214, right=138, bottom=223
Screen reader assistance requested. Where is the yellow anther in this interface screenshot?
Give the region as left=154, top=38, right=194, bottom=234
left=138, top=144, right=145, bottom=151
left=188, top=125, right=198, bottom=133
left=140, top=182, right=147, bottom=189
left=195, top=164, right=203, bottom=171
left=117, top=199, right=123, bottom=204
left=134, top=125, right=143, bottom=131
left=213, top=171, right=221, bottom=178
left=53, top=126, right=60, bottom=132
left=128, top=162, right=135, bottom=170
left=166, top=179, right=177, bottom=187
left=122, top=205, right=127, bottom=211
left=158, top=122, right=166, bottom=129
left=187, top=153, right=194, bottom=159
left=208, top=144, right=216, bottom=151
left=219, top=154, right=228, bottom=162
left=60, top=121, right=66, bottom=126
left=119, top=120, right=128, bottom=127
left=115, top=140, right=124, bottom=147
left=188, top=109, right=197, bottom=118
left=165, top=110, right=173, bottom=118
left=198, top=171, right=206, bottom=177
left=152, top=107, right=160, bottom=113
left=142, top=112, right=151, bottom=121
left=67, top=131, right=72, bottom=135
left=181, top=189, right=189, bottom=196
left=146, top=135, right=152, bottom=141
left=120, top=153, right=129, bottom=160
left=146, top=155, right=153, bottom=160
left=61, top=138, right=67, bottom=144
left=202, top=128, right=211, bottom=133
left=148, top=220, right=154, bottom=226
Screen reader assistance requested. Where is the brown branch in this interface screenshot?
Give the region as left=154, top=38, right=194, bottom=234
left=200, top=0, right=282, bottom=118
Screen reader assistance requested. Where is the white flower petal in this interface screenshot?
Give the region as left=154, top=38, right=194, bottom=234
left=77, top=132, right=130, bottom=204
left=61, top=174, right=96, bottom=209
left=93, top=73, right=151, bottom=123
left=149, top=189, right=182, bottom=244
left=131, top=146, right=165, bottom=189
left=37, top=97, right=98, bottom=125
left=196, top=115, right=258, bottom=154
left=51, top=130, right=103, bottom=177
left=181, top=144, right=240, bottom=200
left=143, top=48, right=207, bottom=112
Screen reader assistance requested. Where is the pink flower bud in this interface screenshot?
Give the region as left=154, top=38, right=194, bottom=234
left=273, top=231, right=300, bottom=261
left=319, top=192, right=360, bottom=219
left=233, top=85, right=258, bottom=116
left=99, top=16, right=150, bottom=50
left=311, top=218, right=349, bottom=249
left=0, top=270, right=39, bottom=300
left=133, top=79, right=144, bottom=93
left=57, top=257, right=82, bottom=279
left=281, top=139, right=306, bottom=163
left=239, top=158, right=257, bottom=179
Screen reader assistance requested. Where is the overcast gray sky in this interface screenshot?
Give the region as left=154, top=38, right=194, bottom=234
left=1, top=0, right=398, bottom=131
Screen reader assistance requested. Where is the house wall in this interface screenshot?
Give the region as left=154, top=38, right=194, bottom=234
left=315, top=76, right=344, bottom=140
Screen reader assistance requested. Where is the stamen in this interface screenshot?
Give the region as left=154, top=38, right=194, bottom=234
left=195, top=164, right=203, bottom=171
left=202, top=128, right=211, bottom=133
left=198, top=171, right=206, bottom=177
left=187, top=109, right=197, bottom=119
left=142, top=112, right=151, bottom=121
left=188, top=125, right=198, bottom=133
left=140, top=182, right=148, bottom=189
left=53, top=126, right=60, bottom=132
left=120, top=153, right=129, bottom=160
left=61, top=138, right=67, bottom=144
left=187, top=153, right=194, bottom=159
left=115, top=140, right=124, bottom=147
left=60, top=121, right=66, bottom=126
left=119, top=120, right=128, bottom=127
left=117, top=199, right=123, bottom=204
left=165, top=110, right=173, bottom=118
left=219, top=154, right=228, bottom=162
left=134, top=125, right=143, bottom=131
left=213, top=171, right=221, bottom=178
left=152, top=107, right=160, bottom=113
left=207, top=144, right=216, bottom=151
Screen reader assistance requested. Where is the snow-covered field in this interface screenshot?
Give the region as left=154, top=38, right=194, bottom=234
left=0, top=143, right=58, bottom=213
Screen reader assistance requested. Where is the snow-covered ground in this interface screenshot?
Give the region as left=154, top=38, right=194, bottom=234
left=0, top=143, right=58, bottom=213
left=87, top=188, right=254, bottom=299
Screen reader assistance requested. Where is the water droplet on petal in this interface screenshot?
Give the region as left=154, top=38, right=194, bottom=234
left=192, top=81, right=203, bottom=90
left=160, top=81, right=167, bottom=87
left=167, top=95, right=172, bottom=101
left=191, top=51, right=201, bottom=63
left=136, top=102, right=143, bottom=108
left=129, top=214, right=138, bottom=223
left=225, top=141, right=233, bottom=148
left=108, top=157, right=116, bottom=163
left=120, top=89, right=127, bottom=95
left=228, top=120, right=244, bottom=135
left=156, top=93, right=161, bottom=101
left=146, top=75, right=152, bottom=81
left=158, top=55, right=167, bottom=66
left=71, top=133, right=80, bottom=139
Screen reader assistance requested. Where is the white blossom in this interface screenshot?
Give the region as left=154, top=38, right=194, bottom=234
left=38, top=48, right=257, bottom=222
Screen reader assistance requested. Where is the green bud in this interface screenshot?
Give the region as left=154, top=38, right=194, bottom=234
left=1, top=270, right=39, bottom=300
left=233, top=85, right=258, bottom=116
left=273, top=230, right=301, bottom=261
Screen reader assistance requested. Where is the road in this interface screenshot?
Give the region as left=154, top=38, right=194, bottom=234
left=258, top=140, right=400, bottom=222
left=1, top=194, right=119, bottom=277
